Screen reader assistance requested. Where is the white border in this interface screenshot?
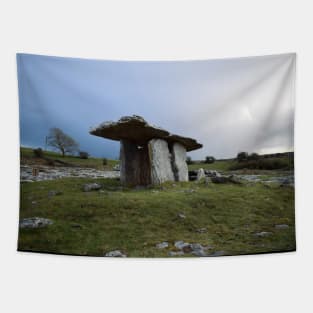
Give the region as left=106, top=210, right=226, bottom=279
left=1, top=1, right=312, bottom=312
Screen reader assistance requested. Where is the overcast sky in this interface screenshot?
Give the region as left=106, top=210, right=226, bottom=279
left=17, top=53, right=295, bottom=160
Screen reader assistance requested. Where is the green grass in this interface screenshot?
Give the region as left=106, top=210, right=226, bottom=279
left=188, top=160, right=236, bottom=172
left=188, top=157, right=293, bottom=174
left=21, top=147, right=118, bottom=170
left=18, top=178, right=295, bottom=257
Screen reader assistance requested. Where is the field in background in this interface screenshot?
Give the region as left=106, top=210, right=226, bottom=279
left=20, top=147, right=118, bottom=170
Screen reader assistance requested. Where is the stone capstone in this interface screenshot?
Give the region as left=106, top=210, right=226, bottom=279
left=90, top=115, right=202, bottom=152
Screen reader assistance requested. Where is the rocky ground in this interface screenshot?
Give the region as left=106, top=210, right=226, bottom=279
left=21, top=164, right=294, bottom=186
left=20, top=165, right=119, bottom=182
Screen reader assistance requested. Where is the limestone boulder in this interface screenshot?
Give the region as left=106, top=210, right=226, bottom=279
left=149, top=139, right=174, bottom=184
left=172, top=142, right=188, bottom=181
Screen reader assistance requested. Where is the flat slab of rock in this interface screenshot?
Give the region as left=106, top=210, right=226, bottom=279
left=90, top=115, right=202, bottom=152
left=255, top=231, right=272, bottom=237
left=19, top=217, right=53, bottom=229
left=105, top=250, right=127, bottom=257
left=275, top=224, right=289, bottom=229
left=156, top=242, right=169, bottom=249
left=83, top=183, right=102, bottom=192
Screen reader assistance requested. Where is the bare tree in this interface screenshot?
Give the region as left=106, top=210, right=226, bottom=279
left=47, top=128, right=79, bottom=157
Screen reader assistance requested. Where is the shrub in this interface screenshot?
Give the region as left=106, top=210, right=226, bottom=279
left=205, top=156, right=215, bottom=164
left=248, top=153, right=259, bottom=161
left=237, top=152, right=248, bottom=162
left=229, top=158, right=293, bottom=170
left=102, top=158, right=108, bottom=166
left=79, top=151, right=89, bottom=159
left=186, top=156, right=193, bottom=165
left=33, top=148, right=44, bottom=158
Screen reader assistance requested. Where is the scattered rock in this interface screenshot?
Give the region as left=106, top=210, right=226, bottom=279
left=174, top=240, right=190, bottom=250
left=205, top=170, right=222, bottom=177
left=196, top=168, right=205, bottom=181
left=255, top=231, right=272, bottom=237
left=20, top=165, right=119, bottom=182
left=195, top=227, right=207, bottom=233
left=156, top=242, right=169, bottom=249
left=19, top=217, right=53, bottom=229
left=177, top=213, right=186, bottom=219
left=83, top=183, right=102, bottom=192
left=113, top=164, right=120, bottom=171
left=182, top=245, right=193, bottom=253
left=275, top=224, right=289, bottom=229
left=48, top=190, right=62, bottom=197
left=168, top=251, right=184, bottom=257
left=190, top=243, right=204, bottom=251
left=191, top=250, right=208, bottom=257
left=105, top=250, right=127, bottom=257
left=209, top=250, right=227, bottom=257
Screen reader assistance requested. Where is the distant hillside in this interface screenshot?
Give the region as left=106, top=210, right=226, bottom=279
left=20, top=147, right=118, bottom=170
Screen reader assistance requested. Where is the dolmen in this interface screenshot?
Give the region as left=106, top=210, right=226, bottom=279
left=90, top=115, right=202, bottom=186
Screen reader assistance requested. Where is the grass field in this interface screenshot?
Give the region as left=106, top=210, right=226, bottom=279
left=188, top=160, right=236, bottom=172
left=18, top=177, right=295, bottom=257
left=21, top=147, right=118, bottom=170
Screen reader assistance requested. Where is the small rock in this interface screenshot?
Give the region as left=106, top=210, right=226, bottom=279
left=195, top=228, right=207, bottom=233
left=177, top=213, right=186, bottom=219
left=191, top=250, right=208, bottom=257
left=83, top=183, right=102, bottom=192
left=174, top=241, right=190, bottom=250
left=211, top=176, right=229, bottom=184
left=275, top=224, right=289, bottom=229
left=19, top=217, right=53, bottom=229
left=48, top=190, right=62, bottom=197
left=168, top=251, right=184, bottom=257
left=255, top=231, right=272, bottom=237
left=156, top=242, right=169, bottom=249
left=113, top=164, right=120, bottom=171
left=182, top=245, right=193, bottom=253
left=31, top=201, right=37, bottom=205
left=196, top=168, right=205, bottom=181
left=105, top=250, right=127, bottom=257
left=209, top=250, right=227, bottom=257
left=190, top=243, right=204, bottom=251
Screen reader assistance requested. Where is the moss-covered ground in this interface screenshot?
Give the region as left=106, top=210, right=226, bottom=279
left=18, top=177, right=295, bottom=257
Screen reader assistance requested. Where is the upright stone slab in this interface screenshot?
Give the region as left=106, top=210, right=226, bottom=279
left=171, top=142, right=188, bottom=181
left=149, top=139, right=174, bottom=184
left=120, top=139, right=151, bottom=186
